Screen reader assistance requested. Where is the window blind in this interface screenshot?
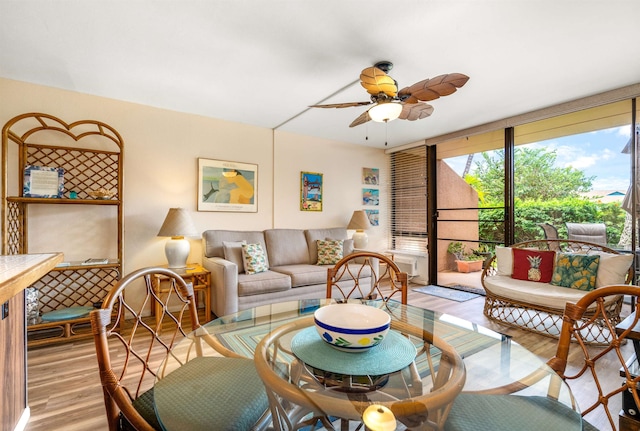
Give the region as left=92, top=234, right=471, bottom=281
left=391, top=146, right=428, bottom=253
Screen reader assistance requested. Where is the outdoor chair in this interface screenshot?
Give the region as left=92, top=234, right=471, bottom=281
left=445, top=284, right=640, bottom=431
left=90, top=266, right=268, bottom=431
left=538, top=222, right=559, bottom=240
left=566, top=222, right=608, bottom=246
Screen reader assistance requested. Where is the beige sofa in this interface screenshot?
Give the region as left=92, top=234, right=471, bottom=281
left=202, top=227, right=377, bottom=317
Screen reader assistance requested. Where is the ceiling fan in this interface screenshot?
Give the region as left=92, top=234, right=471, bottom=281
left=310, top=61, right=469, bottom=128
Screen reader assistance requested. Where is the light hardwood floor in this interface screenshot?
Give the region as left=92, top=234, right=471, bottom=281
left=25, top=284, right=632, bottom=431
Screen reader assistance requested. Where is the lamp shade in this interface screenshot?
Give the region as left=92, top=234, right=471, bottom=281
left=368, top=102, right=403, bottom=123
left=347, top=210, right=370, bottom=231
left=348, top=210, right=371, bottom=249
left=157, top=208, right=199, bottom=238
left=157, top=208, right=199, bottom=269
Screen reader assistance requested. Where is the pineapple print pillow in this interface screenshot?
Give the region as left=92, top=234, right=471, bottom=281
left=241, top=243, right=269, bottom=274
left=511, top=248, right=556, bottom=283
left=316, top=239, right=344, bottom=265
left=550, top=253, right=600, bottom=291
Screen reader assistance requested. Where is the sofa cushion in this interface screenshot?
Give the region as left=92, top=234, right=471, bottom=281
left=305, top=228, right=348, bottom=264
left=270, top=264, right=330, bottom=287
left=484, top=274, right=593, bottom=310
left=591, top=252, right=633, bottom=287
left=511, top=249, right=555, bottom=283
left=223, top=240, right=246, bottom=273
left=550, top=253, right=600, bottom=291
left=242, top=243, right=269, bottom=274
left=203, top=230, right=267, bottom=260
left=495, top=246, right=513, bottom=276
left=316, top=239, right=344, bottom=265
left=237, top=270, right=291, bottom=296
left=264, top=229, right=310, bottom=267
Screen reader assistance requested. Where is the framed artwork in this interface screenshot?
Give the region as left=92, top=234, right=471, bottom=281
left=23, top=165, right=64, bottom=198
left=300, top=171, right=323, bottom=211
left=197, top=158, right=258, bottom=212
left=362, top=167, right=379, bottom=185
left=365, top=210, right=379, bottom=226
left=362, top=188, right=379, bottom=206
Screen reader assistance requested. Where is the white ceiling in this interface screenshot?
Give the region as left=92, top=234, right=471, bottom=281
left=2, top=1, right=640, bottom=149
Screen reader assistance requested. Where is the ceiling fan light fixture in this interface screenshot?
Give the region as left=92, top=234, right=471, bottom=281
left=368, top=102, right=402, bottom=123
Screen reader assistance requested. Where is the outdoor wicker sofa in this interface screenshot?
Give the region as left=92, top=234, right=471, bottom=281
left=481, top=239, right=634, bottom=343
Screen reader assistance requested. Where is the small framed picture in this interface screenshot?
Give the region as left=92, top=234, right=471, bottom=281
left=301, top=171, right=323, bottom=211
left=365, top=210, right=379, bottom=226
left=198, top=158, right=258, bottom=212
left=23, top=165, right=64, bottom=198
left=362, top=167, right=379, bottom=185
left=363, top=188, right=379, bottom=206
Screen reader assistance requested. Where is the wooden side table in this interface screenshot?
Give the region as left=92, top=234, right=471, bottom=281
left=152, top=263, right=212, bottom=324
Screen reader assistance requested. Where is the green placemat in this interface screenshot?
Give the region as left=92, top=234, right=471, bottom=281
left=291, top=327, right=416, bottom=375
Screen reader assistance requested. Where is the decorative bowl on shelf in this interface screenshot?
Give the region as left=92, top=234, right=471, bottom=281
left=313, top=303, right=390, bottom=353
left=88, top=188, right=116, bottom=200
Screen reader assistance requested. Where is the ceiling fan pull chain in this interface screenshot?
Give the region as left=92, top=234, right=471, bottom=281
left=385, top=120, right=389, bottom=146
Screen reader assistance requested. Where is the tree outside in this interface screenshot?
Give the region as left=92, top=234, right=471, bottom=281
left=467, top=147, right=627, bottom=247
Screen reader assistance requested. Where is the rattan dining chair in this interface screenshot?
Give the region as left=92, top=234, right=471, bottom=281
left=90, top=266, right=269, bottom=431
left=326, top=251, right=408, bottom=305
left=445, top=284, right=640, bottom=431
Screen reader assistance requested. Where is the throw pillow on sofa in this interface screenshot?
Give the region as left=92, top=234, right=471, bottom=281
left=316, top=239, right=344, bottom=265
left=223, top=240, right=247, bottom=273
left=326, top=237, right=354, bottom=257
left=591, top=252, right=633, bottom=287
left=495, top=246, right=513, bottom=276
left=241, top=243, right=269, bottom=274
left=511, top=249, right=555, bottom=283
left=550, top=253, right=600, bottom=291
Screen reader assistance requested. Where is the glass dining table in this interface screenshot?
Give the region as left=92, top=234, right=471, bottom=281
left=153, top=299, right=584, bottom=431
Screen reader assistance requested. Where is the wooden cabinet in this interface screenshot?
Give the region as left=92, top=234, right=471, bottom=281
left=1, top=113, right=123, bottom=347
left=0, top=253, right=62, bottom=431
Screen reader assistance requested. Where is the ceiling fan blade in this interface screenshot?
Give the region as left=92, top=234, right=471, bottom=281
left=349, top=110, right=371, bottom=128
left=310, top=101, right=372, bottom=109
left=398, top=102, right=435, bottom=121
left=398, top=73, right=469, bottom=103
left=360, top=67, right=398, bottom=98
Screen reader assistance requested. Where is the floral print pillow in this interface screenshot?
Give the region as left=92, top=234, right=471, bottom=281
left=316, top=239, right=344, bottom=265
left=241, top=243, right=269, bottom=274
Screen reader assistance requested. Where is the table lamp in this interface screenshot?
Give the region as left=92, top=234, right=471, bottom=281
left=348, top=210, right=371, bottom=249
left=157, top=208, right=199, bottom=268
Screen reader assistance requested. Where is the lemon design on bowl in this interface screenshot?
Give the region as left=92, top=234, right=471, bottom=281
left=358, top=337, right=371, bottom=346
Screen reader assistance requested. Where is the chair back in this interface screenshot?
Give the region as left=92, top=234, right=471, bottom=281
left=538, top=222, right=559, bottom=240
left=566, top=222, right=607, bottom=246
left=547, top=285, right=640, bottom=430
left=90, top=267, right=200, bottom=431
left=326, top=251, right=408, bottom=304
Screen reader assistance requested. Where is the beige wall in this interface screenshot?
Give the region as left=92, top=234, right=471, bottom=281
left=0, top=78, right=388, bottom=276
left=436, top=161, right=479, bottom=271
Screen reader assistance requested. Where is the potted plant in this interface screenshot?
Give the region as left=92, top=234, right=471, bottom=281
left=447, top=241, right=466, bottom=261
left=448, top=242, right=485, bottom=273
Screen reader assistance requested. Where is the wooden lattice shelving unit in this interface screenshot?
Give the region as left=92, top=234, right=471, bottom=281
left=1, top=113, right=123, bottom=347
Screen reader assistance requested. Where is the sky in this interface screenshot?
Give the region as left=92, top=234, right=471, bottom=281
left=446, top=125, right=635, bottom=191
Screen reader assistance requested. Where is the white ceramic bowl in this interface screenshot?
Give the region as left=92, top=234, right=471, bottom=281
left=314, top=303, right=391, bottom=353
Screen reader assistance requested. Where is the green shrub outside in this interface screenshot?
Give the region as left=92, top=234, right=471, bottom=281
left=478, top=197, right=626, bottom=247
